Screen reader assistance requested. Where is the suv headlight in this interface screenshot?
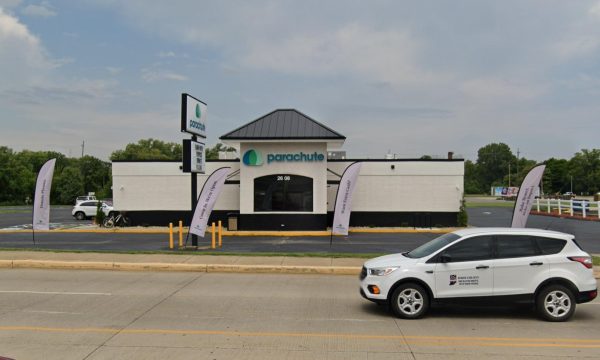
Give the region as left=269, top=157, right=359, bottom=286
left=368, top=267, right=399, bottom=276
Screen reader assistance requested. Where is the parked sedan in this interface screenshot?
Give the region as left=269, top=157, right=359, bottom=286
left=72, top=201, right=113, bottom=220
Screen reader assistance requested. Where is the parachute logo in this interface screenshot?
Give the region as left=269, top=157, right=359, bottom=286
left=243, top=149, right=263, bottom=166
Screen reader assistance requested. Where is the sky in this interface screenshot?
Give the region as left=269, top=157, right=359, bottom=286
left=1, top=0, right=599, bottom=161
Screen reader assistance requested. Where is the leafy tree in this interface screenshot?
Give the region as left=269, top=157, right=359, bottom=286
left=53, top=166, right=84, bottom=204
left=475, top=143, right=516, bottom=191
left=110, top=138, right=182, bottom=161
left=205, top=143, right=237, bottom=160
left=78, top=156, right=112, bottom=198
left=464, top=160, right=483, bottom=194
left=569, top=149, right=600, bottom=195
left=543, top=158, right=570, bottom=194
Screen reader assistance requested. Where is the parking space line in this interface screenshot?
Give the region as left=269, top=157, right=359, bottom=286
left=0, top=290, right=111, bottom=296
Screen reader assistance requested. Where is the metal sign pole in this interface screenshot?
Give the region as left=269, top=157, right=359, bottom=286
left=191, top=135, right=198, bottom=247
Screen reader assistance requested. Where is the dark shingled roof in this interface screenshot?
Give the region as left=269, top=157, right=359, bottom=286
left=220, top=109, right=345, bottom=140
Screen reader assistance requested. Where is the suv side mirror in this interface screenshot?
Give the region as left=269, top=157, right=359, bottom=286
left=440, top=253, right=451, bottom=263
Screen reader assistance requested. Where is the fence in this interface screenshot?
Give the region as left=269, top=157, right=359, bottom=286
left=534, top=198, right=600, bottom=219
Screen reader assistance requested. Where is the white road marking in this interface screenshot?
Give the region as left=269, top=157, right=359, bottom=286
left=22, top=310, right=83, bottom=315
left=0, top=290, right=111, bottom=296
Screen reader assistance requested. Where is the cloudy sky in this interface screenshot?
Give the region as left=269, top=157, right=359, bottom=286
left=1, top=1, right=599, bottom=161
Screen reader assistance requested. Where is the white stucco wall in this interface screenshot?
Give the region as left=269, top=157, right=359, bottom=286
left=112, top=158, right=464, bottom=213
left=112, top=161, right=240, bottom=211
left=326, top=161, right=464, bottom=212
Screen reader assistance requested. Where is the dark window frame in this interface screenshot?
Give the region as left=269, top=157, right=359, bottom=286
left=435, top=235, right=494, bottom=263
left=253, top=174, right=313, bottom=212
left=493, top=235, right=541, bottom=259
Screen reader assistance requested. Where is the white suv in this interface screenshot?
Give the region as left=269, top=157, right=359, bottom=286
left=360, top=228, right=597, bottom=322
left=72, top=201, right=113, bottom=220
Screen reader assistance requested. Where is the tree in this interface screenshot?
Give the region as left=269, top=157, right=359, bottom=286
left=543, top=158, right=570, bottom=194
left=475, top=143, right=516, bottom=191
left=53, top=166, right=84, bottom=204
left=205, top=143, right=237, bottom=160
left=78, top=156, right=112, bottom=198
left=110, top=138, right=182, bottom=161
left=569, top=149, right=600, bottom=195
left=464, top=160, right=484, bottom=194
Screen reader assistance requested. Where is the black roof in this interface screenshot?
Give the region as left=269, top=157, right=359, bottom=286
left=220, top=109, right=345, bottom=140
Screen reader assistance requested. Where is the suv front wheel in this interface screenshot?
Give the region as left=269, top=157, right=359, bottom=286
left=390, top=283, right=429, bottom=319
left=536, top=284, right=576, bottom=322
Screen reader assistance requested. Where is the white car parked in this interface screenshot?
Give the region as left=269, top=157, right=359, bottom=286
left=72, top=201, right=113, bottom=220
left=360, top=228, right=597, bottom=322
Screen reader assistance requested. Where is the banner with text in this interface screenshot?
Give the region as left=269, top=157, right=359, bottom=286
left=189, top=167, right=231, bottom=237
left=511, top=164, right=546, bottom=228
left=33, top=158, right=56, bottom=231
left=332, top=162, right=362, bottom=236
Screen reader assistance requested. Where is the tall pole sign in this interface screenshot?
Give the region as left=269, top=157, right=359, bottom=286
left=181, top=93, right=207, bottom=247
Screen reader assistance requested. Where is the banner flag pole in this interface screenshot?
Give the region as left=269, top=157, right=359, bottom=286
left=330, top=162, right=362, bottom=247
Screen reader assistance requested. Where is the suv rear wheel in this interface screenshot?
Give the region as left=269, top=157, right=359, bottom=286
left=390, top=283, right=429, bottom=319
left=75, top=212, right=86, bottom=220
left=536, top=284, right=576, bottom=322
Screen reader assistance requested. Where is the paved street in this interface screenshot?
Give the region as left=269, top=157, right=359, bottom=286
left=0, top=269, right=598, bottom=359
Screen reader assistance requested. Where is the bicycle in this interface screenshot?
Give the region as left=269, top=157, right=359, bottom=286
left=103, top=213, right=130, bottom=228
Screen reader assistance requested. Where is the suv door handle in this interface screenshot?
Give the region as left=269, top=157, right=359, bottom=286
left=530, top=262, right=544, bottom=266
left=475, top=265, right=489, bottom=269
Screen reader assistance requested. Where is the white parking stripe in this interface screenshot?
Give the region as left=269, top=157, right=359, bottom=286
left=0, top=290, right=111, bottom=296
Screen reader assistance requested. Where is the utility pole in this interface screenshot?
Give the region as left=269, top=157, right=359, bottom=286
left=516, top=148, right=520, bottom=180
left=508, top=163, right=511, bottom=187
left=81, top=140, right=85, bottom=157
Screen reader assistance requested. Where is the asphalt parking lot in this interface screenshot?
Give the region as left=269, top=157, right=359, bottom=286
left=0, top=206, right=599, bottom=253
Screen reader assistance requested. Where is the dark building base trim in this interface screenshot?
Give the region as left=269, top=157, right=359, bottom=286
left=122, top=210, right=458, bottom=229
left=240, top=214, right=327, bottom=231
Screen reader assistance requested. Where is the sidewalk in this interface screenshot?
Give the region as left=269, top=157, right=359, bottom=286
left=0, top=251, right=598, bottom=279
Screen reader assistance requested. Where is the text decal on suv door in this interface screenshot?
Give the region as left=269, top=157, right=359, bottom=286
left=450, top=274, right=479, bottom=286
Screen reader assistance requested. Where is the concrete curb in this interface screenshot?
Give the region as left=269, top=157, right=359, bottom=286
left=0, top=259, right=598, bottom=279
left=0, top=259, right=362, bottom=275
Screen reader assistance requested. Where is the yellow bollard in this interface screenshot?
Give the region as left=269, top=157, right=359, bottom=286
left=169, top=223, right=174, bottom=249
left=178, top=220, right=183, bottom=248
left=211, top=222, right=216, bottom=249
left=218, top=220, right=222, bottom=247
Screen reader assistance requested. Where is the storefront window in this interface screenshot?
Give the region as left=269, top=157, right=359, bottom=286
left=254, top=174, right=313, bottom=212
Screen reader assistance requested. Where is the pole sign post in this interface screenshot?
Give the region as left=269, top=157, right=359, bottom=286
left=181, top=93, right=207, bottom=247
left=181, top=93, right=207, bottom=138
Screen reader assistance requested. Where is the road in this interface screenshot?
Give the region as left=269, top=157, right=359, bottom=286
left=0, top=269, right=598, bottom=359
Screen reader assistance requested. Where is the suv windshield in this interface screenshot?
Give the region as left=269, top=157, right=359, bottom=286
left=405, top=233, right=461, bottom=258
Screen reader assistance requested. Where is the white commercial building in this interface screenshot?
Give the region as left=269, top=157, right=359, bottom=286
left=112, top=109, right=464, bottom=230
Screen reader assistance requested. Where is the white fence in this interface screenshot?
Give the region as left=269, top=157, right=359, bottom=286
left=535, top=198, right=600, bottom=219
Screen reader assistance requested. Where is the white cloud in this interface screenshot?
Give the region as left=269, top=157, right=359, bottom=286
left=106, top=66, right=122, bottom=75
left=0, top=8, right=54, bottom=89
left=157, top=51, right=175, bottom=58
left=460, top=77, right=547, bottom=103
left=241, top=24, right=440, bottom=87
left=21, top=2, right=56, bottom=18
left=590, top=1, right=600, bottom=17
left=0, top=0, right=22, bottom=8
left=141, top=68, right=187, bottom=82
